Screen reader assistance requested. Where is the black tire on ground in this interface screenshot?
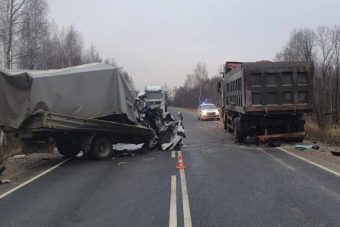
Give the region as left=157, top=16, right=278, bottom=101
left=56, top=142, right=80, bottom=157
left=90, top=137, right=113, bottom=160
left=224, top=116, right=228, bottom=131
left=233, top=117, right=245, bottom=142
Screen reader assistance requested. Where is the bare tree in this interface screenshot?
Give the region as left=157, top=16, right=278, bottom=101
left=275, top=28, right=316, bottom=62
left=18, top=0, right=48, bottom=69
left=103, top=58, right=117, bottom=67
left=0, top=0, right=27, bottom=69
left=331, top=26, right=340, bottom=122
left=64, top=25, right=83, bottom=67
left=83, top=43, right=102, bottom=64
left=190, top=62, right=209, bottom=105
left=316, top=26, right=334, bottom=80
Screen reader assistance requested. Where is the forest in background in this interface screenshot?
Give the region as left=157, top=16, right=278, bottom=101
left=0, top=0, right=134, bottom=84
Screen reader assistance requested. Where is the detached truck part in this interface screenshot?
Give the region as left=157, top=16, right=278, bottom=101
left=218, top=61, right=314, bottom=143
left=0, top=63, right=156, bottom=159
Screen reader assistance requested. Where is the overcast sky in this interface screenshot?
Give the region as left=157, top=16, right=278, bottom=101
left=48, top=0, right=340, bottom=90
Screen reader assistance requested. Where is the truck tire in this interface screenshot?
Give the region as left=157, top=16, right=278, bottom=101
left=90, top=137, right=113, bottom=160
left=233, top=117, right=245, bottom=143
left=56, top=143, right=80, bottom=157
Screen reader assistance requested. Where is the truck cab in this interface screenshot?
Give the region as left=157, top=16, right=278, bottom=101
left=144, top=86, right=167, bottom=112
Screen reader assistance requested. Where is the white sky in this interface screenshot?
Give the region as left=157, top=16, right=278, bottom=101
left=48, top=0, right=340, bottom=90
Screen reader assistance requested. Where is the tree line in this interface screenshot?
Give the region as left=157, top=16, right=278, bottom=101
left=0, top=0, right=133, bottom=84
left=275, top=25, right=340, bottom=125
left=172, top=62, right=221, bottom=109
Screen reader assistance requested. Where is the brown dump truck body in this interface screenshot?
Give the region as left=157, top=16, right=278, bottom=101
left=220, top=61, right=314, bottom=143
left=224, top=61, right=314, bottom=114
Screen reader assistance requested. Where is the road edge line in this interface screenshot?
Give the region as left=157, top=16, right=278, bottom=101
left=180, top=169, right=192, bottom=227
left=0, top=158, right=71, bottom=199
left=277, top=147, right=340, bottom=178
left=169, top=175, right=177, bottom=227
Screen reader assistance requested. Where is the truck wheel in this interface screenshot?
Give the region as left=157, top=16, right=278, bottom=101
left=233, top=117, right=245, bottom=143
left=56, top=143, right=80, bottom=157
left=90, top=137, right=113, bottom=160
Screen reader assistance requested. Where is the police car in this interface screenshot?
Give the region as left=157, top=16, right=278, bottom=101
left=197, top=103, right=220, bottom=121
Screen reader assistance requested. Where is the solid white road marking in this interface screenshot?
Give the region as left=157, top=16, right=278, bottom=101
left=277, top=147, right=340, bottom=178
left=180, top=169, right=192, bottom=227
left=0, top=158, right=71, bottom=199
left=171, top=150, right=176, bottom=158
left=177, top=151, right=192, bottom=227
left=169, top=175, right=177, bottom=227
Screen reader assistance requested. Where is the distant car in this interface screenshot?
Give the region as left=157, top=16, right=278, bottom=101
left=197, top=103, right=220, bottom=121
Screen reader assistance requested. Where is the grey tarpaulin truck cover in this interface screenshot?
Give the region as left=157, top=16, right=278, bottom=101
left=0, top=63, right=138, bottom=129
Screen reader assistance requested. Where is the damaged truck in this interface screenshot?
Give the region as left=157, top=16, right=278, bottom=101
left=218, top=61, right=314, bottom=143
left=0, top=63, right=184, bottom=160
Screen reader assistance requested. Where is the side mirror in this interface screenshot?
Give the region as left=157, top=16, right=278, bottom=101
left=217, top=81, right=222, bottom=93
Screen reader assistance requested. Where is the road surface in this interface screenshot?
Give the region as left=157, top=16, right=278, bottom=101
left=0, top=107, right=340, bottom=227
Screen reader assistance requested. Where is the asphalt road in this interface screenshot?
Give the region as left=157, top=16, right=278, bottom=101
left=1, top=107, right=340, bottom=227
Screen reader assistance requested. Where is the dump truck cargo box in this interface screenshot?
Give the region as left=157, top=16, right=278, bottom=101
left=224, top=61, right=314, bottom=114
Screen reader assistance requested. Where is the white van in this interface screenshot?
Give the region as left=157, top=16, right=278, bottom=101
left=144, top=86, right=167, bottom=112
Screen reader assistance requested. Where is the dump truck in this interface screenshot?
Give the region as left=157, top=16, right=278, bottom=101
left=0, top=63, right=158, bottom=159
left=218, top=61, right=314, bottom=143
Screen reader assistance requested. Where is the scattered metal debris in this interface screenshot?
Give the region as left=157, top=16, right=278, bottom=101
left=9, top=154, right=26, bottom=159
left=0, top=179, right=11, bottom=184
left=294, top=144, right=313, bottom=150
left=118, top=162, right=128, bottom=165
left=331, top=151, right=340, bottom=156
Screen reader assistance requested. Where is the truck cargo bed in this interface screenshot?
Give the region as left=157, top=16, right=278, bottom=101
left=20, top=111, right=154, bottom=139
left=224, top=61, right=314, bottom=113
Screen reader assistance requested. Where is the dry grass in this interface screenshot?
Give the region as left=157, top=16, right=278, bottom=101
left=305, top=119, right=340, bottom=146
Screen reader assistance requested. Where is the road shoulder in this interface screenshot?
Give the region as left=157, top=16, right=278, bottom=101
left=279, top=142, right=340, bottom=177
left=0, top=151, right=64, bottom=195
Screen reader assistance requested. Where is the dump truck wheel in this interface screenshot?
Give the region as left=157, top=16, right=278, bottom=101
left=90, top=137, right=113, bottom=160
left=56, top=143, right=80, bottom=157
left=233, top=117, right=245, bottom=142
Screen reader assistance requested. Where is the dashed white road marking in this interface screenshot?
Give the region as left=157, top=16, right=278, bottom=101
left=171, top=150, right=176, bottom=158
left=0, top=158, right=71, bottom=199
left=169, top=175, right=177, bottom=227
left=177, top=151, right=192, bottom=227
left=277, top=147, right=340, bottom=178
